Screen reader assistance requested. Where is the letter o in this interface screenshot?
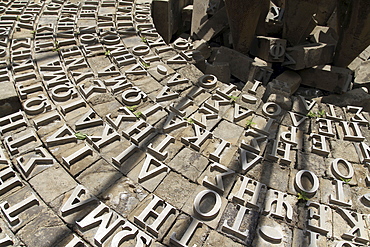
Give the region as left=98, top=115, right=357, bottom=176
left=262, top=102, right=282, bottom=118
left=331, top=158, right=354, bottom=180
left=102, top=35, right=120, bottom=45
left=199, top=74, right=217, bottom=89
left=132, top=45, right=150, bottom=56
left=80, top=34, right=96, bottom=44
left=193, top=190, right=222, bottom=220
left=19, top=14, right=34, bottom=21
left=294, top=170, right=319, bottom=197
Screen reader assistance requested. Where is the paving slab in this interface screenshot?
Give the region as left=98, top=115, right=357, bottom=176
left=154, top=172, right=197, bottom=209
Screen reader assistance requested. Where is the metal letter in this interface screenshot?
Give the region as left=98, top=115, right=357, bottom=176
left=331, top=158, right=354, bottom=180
left=262, top=102, right=282, bottom=118
left=316, top=118, right=335, bottom=137
left=138, top=154, right=169, bottom=183
left=0, top=111, right=27, bottom=134
left=4, top=131, right=37, bottom=155
left=241, top=130, right=267, bottom=155
left=288, top=111, right=307, bottom=127
left=112, top=143, right=138, bottom=166
left=181, top=124, right=212, bottom=151
left=79, top=80, right=106, bottom=99
left=267, top=139, right=293, bottom=165
left=340, top=121, right=365, bottom=142
left=0, top=167, right=22, bottom=196
left=16, top=147, right=54, bottom=178
left=357, top=142, right=370, bottom=163
left=294, top=170, right=319, bottom=197
left=329, top=180, right=352, bottom=207
left=337, top=208, right=369, bottom=244
left=75, top=109, right=104, bottom=130
left=193, top=190, right=222, bottom=220
left=203, top=163, right=235, bottom=194
left=239, top=148, right=263, bottom=172
left=307, top=230, right=319, bottom=247
left=163, top=113, right=187, bottom=133
left=347, top=106, right=368, bottom=125
left=234, top=104, right=253, bottom=122
left=299, top=96, right=316, bottom=112
left=77, top=203, right=124, bottom=245
left=60, top=184, right=96, bottom=216
left=209, top=139, right=230, bottom=163
left=111, top=221, right=152, bottom=247
left=248, top=80, right=261, bottom=94
left=0, top=193, right=39, bottom=226
left=147, top=135, right=175, bottom=161
left=306, top=202, right=330, bottom=235
left=62, top=145, right=94, bottom=168
left=86, top=125, right=120, bottom=151
left=326, top=104, right=343, bottom=121
left=46, top=125, right=77, bottom=146
left=156, top=86, right=179, bottom=102
left=106, top=107, right=137, bottom=130
left=170, top=217, right=202, bottom=247
left=222, top=205, right=250, bottom=240
left=134, top=195, right=176, bottom=237
left=232, top=176, right=266, bottom=210
left=263, top=189, right=293, bottom=222
left=23, top=95, right=52, bottom=115
left=122, top=120, right=155, bottom=145
left=310, top=134, right=330, bottom=156
left=280, top=126, right=298, bottom=145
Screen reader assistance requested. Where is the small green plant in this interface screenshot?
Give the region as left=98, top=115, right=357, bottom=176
left=16, top=16, right=20, bottom=21
left=30, top=30, right=36, bottom=34
left=184, top=117, right=195, bottom=124
left=52, top=40, right=59, bottom=51
left=105, top=50, right=111, bottom=56
left=297, top=191, right=310, bottom=201
left=307, top=110, right=326, bottom=118
left=245, top=119, right=256, bottom=129
left=307, top=111, right=317, bottom=118
left=134, top=111, right=143, bottom=118
left=228, top=95, right=239, bottom=103
left=140, top=61, right=150, bottom=68
left=74, top=31, right=80, bottom=35
left=126, top=105, right=138, bottom=111
left=340, top=177, right=351, bottom=184
left=141, top=36, right=147, bottom=43
left=75, top=132, right=87, bottom=140
left=317, top=110, right=325, bottom=118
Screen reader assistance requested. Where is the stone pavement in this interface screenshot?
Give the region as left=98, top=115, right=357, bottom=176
left=0, top=0, right=369, bottom=246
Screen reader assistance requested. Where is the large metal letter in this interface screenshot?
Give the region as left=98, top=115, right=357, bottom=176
left=263, top=189, right=293, bottom=222
left=77, top=203, right=124, bottom=245
left=134, top=195, right=176, bottom=237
